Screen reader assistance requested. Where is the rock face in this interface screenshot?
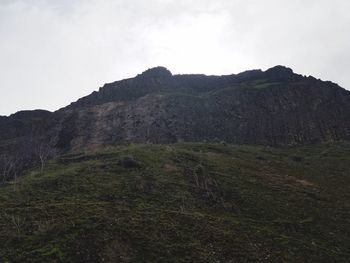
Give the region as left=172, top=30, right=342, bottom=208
left=0, top=110, right=51, bottom=141
left=1, top=66, right=350, bottom=152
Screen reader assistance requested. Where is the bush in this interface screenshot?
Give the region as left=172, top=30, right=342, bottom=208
left=118, top=156, right=142, bottom=168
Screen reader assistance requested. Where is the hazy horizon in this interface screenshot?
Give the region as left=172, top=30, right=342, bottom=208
left=1, top=0, right=349, bottom=116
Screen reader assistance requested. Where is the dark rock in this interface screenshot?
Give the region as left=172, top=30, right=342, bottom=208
left=1, top=65, right=350, bottom=153
left=265, top=65, right=294, bottom=79
left=138, top=66, right=172, bottom=78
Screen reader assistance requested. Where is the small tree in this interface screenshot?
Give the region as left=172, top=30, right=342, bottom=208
left=27, top=128, right=57, bottom=173
left=36, top=142, right=52, bottom=172
left=0, top=153, right=24, bottom=188
left=0, top=154, right=14, bottom=183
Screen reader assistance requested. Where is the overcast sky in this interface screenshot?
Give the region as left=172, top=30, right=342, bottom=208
left=0, top=0, right=349, bottom=115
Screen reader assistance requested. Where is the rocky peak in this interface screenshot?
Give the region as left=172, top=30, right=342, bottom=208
left=265, top=65, right=294, bottom=79
left=138, top=66, right=172, bottom=78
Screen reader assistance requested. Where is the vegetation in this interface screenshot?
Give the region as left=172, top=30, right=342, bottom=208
left=0, top=143, right=349, bottom=262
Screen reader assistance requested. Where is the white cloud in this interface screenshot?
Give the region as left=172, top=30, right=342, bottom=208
left=0, top=0, right=349, bottom=115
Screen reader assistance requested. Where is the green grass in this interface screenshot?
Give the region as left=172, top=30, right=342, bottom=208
left=0, top=143, right=349, bottom=262
left=253, top=81, right=282, bottom=89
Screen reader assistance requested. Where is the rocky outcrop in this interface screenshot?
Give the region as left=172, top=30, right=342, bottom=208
left=0, top=110, right=51, bottom=141
left=1, top=66, right=350, bottom=152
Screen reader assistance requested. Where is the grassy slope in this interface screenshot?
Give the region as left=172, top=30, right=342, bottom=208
left=0, top=143, right=349, bottom=263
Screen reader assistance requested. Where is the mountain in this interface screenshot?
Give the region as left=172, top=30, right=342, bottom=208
left=1, top=65, right=350, bottom=153
left=1, top=143, right=349, bottom=262
left=1, top=67, right=350, bottom=262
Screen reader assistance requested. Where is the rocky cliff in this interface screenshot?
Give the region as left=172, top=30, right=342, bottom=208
left=1, top=66, right=350, bottom=152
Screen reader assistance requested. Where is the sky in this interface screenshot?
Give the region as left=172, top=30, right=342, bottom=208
left=0, top=0, right=349, bottom=116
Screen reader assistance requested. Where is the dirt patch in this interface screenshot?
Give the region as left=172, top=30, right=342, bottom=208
left=295, top=179, right=315, bottom=187
left=164, top=163, right=178, bottom=173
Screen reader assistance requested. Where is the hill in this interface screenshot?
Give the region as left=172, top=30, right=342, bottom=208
left=0, top=143, right=349, bottom=262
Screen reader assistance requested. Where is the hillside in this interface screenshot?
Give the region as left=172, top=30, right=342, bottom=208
left=0, top=66, right=350, bottom=154
left=0, top=143, right=349, bottom=262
